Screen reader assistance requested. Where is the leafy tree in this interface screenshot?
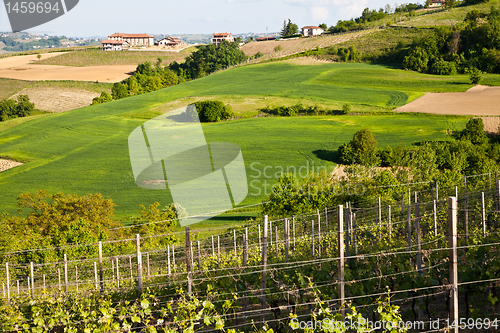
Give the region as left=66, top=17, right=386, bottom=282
left=460, top=118, right=488, bottom=145
left=281, top=19, right=299, bottom=37
left=0, top=95, right=34, bottom=121
left=403, top=47, right=430, bottom=72
left=274, top=45, right=283, bottom=52
left=194, top=100, right=233, bottom=122
left=91, top=91, right=113, bottom=105
left=319, top=23, right=328, bottom=30
left=14, top=95, right=34, bottom=117
left=468, top=67, right=483, bottom=84
left=255, top=51, right=263, bottom=58
left=111, top=82, right=129, bottom=99
left=351, top=129, right=380, bottom=166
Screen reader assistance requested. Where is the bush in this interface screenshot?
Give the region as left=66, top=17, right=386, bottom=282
left=430, top=59, right=457, bottom=75
left=468, top=67, right=483, bottom=84
left=0, top=95, right=34, bottom=121
left=342, top=104, right=351, bottom=114
left=91, top=92, right=113, bottom=105
left=274, top=45, right=283, bottom=52
left=194, top=100, right=233, bottom=122
left=255, top=51, right=263, bottom=58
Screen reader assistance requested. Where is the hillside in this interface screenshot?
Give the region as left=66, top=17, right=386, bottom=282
left=1, top=61, right=491, bottom=219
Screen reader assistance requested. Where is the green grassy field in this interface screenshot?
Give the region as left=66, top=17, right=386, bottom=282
left=0, top=62, right=487, bottom=222
left=35, top=47, right=198, bottom=67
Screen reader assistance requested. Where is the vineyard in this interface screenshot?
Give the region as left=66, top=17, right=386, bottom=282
left=1, top=172, right=500, bottom=332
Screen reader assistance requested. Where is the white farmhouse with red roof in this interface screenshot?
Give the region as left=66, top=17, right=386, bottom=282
left=301, top=26, right=324, bottom=37
left=102, top=33, right=154, bottom=50
left=211, top=33, right=234, bottom=46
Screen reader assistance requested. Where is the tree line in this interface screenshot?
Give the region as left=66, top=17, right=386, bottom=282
left=0, top=95, right=34, bottom=122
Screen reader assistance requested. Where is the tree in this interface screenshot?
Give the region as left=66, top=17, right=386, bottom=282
left=194, top=100, right=233, bottom=122
left=281, top=19, right=299, bottom=37
left=255, top=51, right=263, bottom=58
left=460, top=118, right=488, bottom=145
left=37, top=54, right=41, bottom=60
left=15, top=95, right=34, bottom=117
left=111, top=82, right=128, bottom=99
left=469, top=67, right=483, bottom=84
left=319, top=23, right=328, bottom=30
left=351, top=129, right=380, bottom=166
left=91, top=91, right=113, bottom=105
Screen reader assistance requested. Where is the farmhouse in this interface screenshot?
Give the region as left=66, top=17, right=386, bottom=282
left=428, top=0, right=445, bottom=7
left=158, top=36, right=184, bottom=48
left=101, top=40, right=129, bottom=51
left=301, top=26, right=324, bottom=37
left=211, top=32, right=234, bottom=45
left=106, top=33, right=154, bottom=47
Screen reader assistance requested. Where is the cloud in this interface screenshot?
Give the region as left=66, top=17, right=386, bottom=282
left=311, top=6, right=329, bottom=22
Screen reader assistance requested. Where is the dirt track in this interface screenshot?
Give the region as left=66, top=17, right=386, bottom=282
left=395, top=85, right=500, bottom=116
left=0, top=53, right=135, bottom=82
left=0, top=159, right=22, bottom=172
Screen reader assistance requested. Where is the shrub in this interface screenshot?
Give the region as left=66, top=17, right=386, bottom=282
left=430, top=59, right=457, bottom=75
left=274, top=45, right=283, bottom=52
left=342, top=104, right=352, bottom=114
left=468, top=67, right=483, bottom=84
left=194, top=100, right=233, bottom=122
left=91, top=92, right=113, bottom=105
left=255, top=51, right=263, bottom=58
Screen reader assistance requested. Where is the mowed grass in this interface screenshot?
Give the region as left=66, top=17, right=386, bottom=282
left=0, top=62, right=484, bottom=220
left=35, top=47, right=198, bottom=67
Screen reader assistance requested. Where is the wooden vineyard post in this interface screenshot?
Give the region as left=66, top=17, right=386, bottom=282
left=98, top=242, right=103, bottom=294
left=234, top=230, right=237, bottom=257
left=482, top=192, right=486, bottom=237
left=344, top=206, right=350, bottom=267
left=270, top=220, right=273, bottom=247
left=325, top=207, right=328, bottom=230
left=275, top=225, right=278, bottom=256
left=93, top=263, right=98, bottom=290
left=434, top=200, right=438, bottom=237
left=378, top=197, right=382, bottom=239
left=5, top=262, right=10, bottom=305
left=172, top=245, right=176, bottom=268
left=448, top=197, right=458, bottom=333
left=42, top=274, right=45, bottom=293
left=217, top=236, right=221, bottom=265
left=243, top=229, right=248, bottom=266
left=465, top=176, right=469, bottom=244
left=337, top=205, right=345, bottom=318
left=58, top=268, right=61, bottom=292
left=415, top=203, right=422, bottom=274
left=353, top=213, right=357, bottom=256
left=407, top=199, right=412, bottom=251
left=30, top=262, right=35, bottom=299
left=455, top=186, right=458, bottom=199
left=388, top=205, right=392, bottom=243
left=489, top=171, right=492, bottom=190
left=136, top=234, right=143, bottom=297
left=317, top=217, right=321, bottom=255
left=261, top=215, right=268, bottom=326
left=292, top=216, right=296, bottom=250
left=167, top=245, right=171, bottom=276
left=116, top=257, right=120, bottom=289
left=284, top=218, right=289, bottom=264
left=197, top=241, right=201, bottom=272
left=185, top=227, right=192, bottom=295
left=64, top=254, right=69, bottom=295
left=211, top=235, right=215, bottom=259
left=75, top=266, right=78, bottom=293
left=311, top=220, right=315, bottom=257
left=415, top=202, right=423, bottom=319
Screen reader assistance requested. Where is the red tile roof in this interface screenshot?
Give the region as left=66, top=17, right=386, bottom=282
left=101, top=40, right=128, bottom=45
left=302, top=26, right=322, bottom=29
left=108, top=33, right=154, bottom=38
left=213, top=32, right=232, bottom=37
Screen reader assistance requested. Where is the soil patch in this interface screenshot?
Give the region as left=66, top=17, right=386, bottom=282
left=395, top=85, right=500, bottom=116
left=0, top=52, right=135, bottom=82
left=11, top=87, right=99, bottom=112
left=0, top=159, right=23, bottom=172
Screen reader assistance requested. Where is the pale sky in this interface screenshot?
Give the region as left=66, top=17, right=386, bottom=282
left=0, top=0, right=423, bottom=37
